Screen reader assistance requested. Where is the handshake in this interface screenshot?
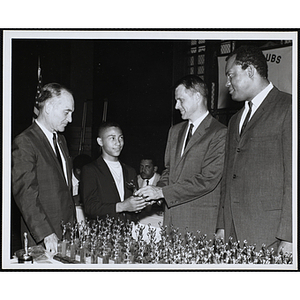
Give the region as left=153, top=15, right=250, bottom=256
left=116, top=183, right=164, bottom=213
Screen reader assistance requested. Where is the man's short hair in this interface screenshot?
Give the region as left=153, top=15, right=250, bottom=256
left=140, top=156, right=156, bottom=167
left=98, top=121, right=122, bottom=138
left=36, top=83, right=72, bottom=109
left=226, top=45, right=268, bottom=78
left=174, top=75, right=208, bottom=100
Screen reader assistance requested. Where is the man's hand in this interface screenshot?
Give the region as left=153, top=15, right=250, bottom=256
left=278, top=240, right=293, bottom=255
left=44, top=233, right=58, bottom=256
left=116, top=196, right=148, bottom=213
left=134, top=186, right=164, bottom=201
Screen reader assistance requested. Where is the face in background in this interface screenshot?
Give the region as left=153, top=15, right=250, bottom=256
left=175, top=84, right=199, bottom=122
left=97, top=126, right=124, bottom=161
left=139, top=159, right=157, bottom=180
left=46, top=90, right=74, bottom=132
left=225, top=55, right=253, bottom=102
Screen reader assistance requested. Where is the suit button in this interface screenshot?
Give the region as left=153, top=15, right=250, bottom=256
left=236, top=148, right=241, bottom=152
left=233, top=174, right=237, bottom=179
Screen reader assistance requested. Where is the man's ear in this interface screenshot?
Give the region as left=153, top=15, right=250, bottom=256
left=44, top=100, right=52, bottom=114
left=246, top=64, right=255, bottom=79
left=154, top=166, right=158, bottom=173
left=96, top=137, right=103, bottom=147
left=196, top=91, right=202, bottom=101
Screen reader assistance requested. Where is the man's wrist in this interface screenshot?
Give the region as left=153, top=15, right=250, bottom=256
left=156, top=187, right=164, bottom=205
left=116, top=202, right=122, bottom=213
left=116, top=202, right=126, bottom=213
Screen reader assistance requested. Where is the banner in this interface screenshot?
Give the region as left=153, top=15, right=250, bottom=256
left=217, top=46, right=292, bottom=109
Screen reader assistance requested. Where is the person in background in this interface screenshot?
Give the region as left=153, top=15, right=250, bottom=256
left=137, top=157, right=161, bottom=188
left=12, top=83, right=75, bottom=255
left=135, top=75, right=227, bottom=240
left=72, top=154, right=93, bottom=223
left=216, top=46, right=292, bottom=254
left=137, top=156, right=162, bottom=218
left=80, top=121, right=148, bottom=222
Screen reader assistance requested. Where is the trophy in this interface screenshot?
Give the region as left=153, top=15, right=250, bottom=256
left=126, top=180, right=137, bottom=193
left=18, top=232, right=33, bottom=264
left=60, top=222, right=68, bottom=257
left=69, top=226, right=76, bottom=260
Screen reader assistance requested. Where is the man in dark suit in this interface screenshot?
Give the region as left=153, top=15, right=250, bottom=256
left=135, top=75, right=227, bottom=240
left=80, top=122, right=148, bottom=221
left=216, top=46, right=292, bottom=254
left=12, top=83, right=76, bottom=254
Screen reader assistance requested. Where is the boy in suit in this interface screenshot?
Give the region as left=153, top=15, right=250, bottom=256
left=80, top=122, right=148, bottom=221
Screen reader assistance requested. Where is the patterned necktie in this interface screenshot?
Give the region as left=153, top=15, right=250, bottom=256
left=53, top=132, right=63, bottom=171
left=184, top=123, right=194, bottom=149
left=240, top=101, right=253, bottom=136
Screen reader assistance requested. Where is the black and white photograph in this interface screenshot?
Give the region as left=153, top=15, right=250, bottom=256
left=2, top=30, right=297, bottom=273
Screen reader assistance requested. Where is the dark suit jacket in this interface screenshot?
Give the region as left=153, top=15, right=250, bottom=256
left=80, top=156, right=138, bottom=222
left=217, top=86, right=292, bottom=249
left=157, top=114, right=227, bottom=239
left=12, top=122, right=76, bottom=246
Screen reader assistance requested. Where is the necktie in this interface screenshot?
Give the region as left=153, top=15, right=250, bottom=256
left=240, top=101, right=253, bottom=136
left=184, top=123, right=194, bottom=149
left=53, top=132, right=63, bottom=171
left=146, top=179, right=149, bottom=186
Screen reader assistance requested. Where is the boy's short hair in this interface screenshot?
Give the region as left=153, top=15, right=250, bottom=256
left=98, top=121, right=122, bottom=138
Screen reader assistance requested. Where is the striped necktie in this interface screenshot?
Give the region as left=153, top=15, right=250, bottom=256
left=53, top=133, right=63, bottom=171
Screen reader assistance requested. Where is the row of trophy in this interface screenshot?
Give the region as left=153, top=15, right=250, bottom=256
left=54, top=216, right=293, bottom=264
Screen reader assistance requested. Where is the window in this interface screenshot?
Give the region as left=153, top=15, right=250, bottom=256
left=187, top=40, right=205, bottom=79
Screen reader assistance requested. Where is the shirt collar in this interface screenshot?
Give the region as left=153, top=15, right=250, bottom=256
left=189, top=111, right=209, bottom=133
left=246, top=82, right=273, bottom=109
left=35, top=119, right=56, bottom=142
left=144, top=173, right=156, bottom=184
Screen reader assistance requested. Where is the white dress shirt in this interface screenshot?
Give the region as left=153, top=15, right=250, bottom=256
left=239, top=82, right=273, bottom=134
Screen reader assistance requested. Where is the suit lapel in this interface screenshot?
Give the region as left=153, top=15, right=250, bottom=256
left=33, top=122, right=64, bottom=172
left=233, top=110, right=243, bottom=142
left=184, top=114, right=210, bottom=153
left=58, top=134, right=71, bottom=186
left=239, top=87, right=277, bottom=136
left=121, top=163, right=132, bottom=199
left=174, top=122, right=188, bottom=166
left=33, top=122, right=69, bottom=186
left=174, top=114, right=211, bottom=172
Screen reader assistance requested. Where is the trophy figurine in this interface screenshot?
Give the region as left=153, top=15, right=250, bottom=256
left=60, top=222, right=68, bottom=257
left=126, top=180, right=137, bottom=193
left=18, top=232, right=33, bottom=264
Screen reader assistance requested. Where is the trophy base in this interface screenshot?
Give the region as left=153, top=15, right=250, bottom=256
left=18, top=254, right=33, bottom=264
